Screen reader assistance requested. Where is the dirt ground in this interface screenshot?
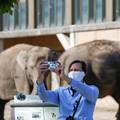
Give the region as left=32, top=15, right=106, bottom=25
left=4, top=96, right=118, bottom=120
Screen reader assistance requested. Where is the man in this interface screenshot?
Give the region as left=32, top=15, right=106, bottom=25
left=36, top=60, right=99, bottom=120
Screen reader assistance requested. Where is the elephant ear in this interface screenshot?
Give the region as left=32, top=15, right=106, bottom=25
left=27, top=46, right=50, bottom=67
left=16, top=50, right=28, bottom=70
left=91, top=51, right=116, bottom=83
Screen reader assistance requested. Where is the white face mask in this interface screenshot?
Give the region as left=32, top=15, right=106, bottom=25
left=68, top=71, right=85, bottom=82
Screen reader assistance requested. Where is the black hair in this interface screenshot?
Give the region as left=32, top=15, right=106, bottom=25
left=68, top=60, right=86, bottom=73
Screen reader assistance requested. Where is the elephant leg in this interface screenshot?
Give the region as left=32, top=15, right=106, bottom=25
left=112, top=93, right=120, bottom=120
left=0, top=99, right=9, bottom=120
left=116, top=106, right=120, bottom=120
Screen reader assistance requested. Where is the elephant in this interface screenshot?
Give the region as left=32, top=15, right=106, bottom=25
left=0, top=44, right=59, bottom=120
left=58, top=40, right=120, bottom=120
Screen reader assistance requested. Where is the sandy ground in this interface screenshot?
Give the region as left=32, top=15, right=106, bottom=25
left=4, top=96, right=118, bottom=120
left=94, top=96, right=118, bottom=120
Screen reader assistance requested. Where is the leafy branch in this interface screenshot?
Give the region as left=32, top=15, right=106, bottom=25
left=0, top=0, right=19, bottom=14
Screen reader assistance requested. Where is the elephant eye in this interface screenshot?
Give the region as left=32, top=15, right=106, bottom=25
left=69, top=68, right=83, bottom=72
left=25, top=67, right=27, bottom=70
left=31, top=66, right=34, bottom=69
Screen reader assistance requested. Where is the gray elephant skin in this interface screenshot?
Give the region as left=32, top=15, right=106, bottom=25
left=59, top=40, right=120, bottom=120
left=0, top=44, right=58, bottom=120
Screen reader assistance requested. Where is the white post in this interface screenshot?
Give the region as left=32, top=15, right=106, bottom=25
left=51, top=72, right=60, bottom=90
left=56, top=33, right=75, bottom=50
left=52, top=33, right=75, bottom=88
left=56, top=33, right=70, bottom=50
left=70, top=32, right=75, bottom=47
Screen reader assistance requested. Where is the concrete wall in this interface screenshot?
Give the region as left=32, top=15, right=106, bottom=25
left=75, top=29, right=120, bottom=45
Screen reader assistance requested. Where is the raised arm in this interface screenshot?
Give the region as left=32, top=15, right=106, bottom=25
left=36, top=60, right=59, bottom=105
left=70, top=79, right=99, bottom=103
left=37, top=81, right=59, bottom=105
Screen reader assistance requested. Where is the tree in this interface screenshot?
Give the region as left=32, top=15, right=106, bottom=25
left=0, top=0, right=19, bottom=14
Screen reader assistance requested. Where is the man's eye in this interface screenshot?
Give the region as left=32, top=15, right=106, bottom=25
left=70, top=69, right=73, bottom=71
left=70, top=69, right=78, bottom=71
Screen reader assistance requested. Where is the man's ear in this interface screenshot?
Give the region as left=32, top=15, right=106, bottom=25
left=16, top=50, right=28, bottom=70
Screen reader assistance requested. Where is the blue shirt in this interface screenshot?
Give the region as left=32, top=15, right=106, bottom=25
left=37, top=79, right=99, bottom=120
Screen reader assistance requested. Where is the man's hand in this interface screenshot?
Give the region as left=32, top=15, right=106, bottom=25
left=54, top=62, right=62, bottom=75
left=54, top=63, right=72, bottom=84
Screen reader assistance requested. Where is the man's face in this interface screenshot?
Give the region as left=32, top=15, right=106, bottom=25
left=69, top=63, right=83, bottom=72
left=68, top=63, right=85, bottom=82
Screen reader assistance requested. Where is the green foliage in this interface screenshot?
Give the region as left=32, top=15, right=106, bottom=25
left=0, top=0, right=19, bottom=14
